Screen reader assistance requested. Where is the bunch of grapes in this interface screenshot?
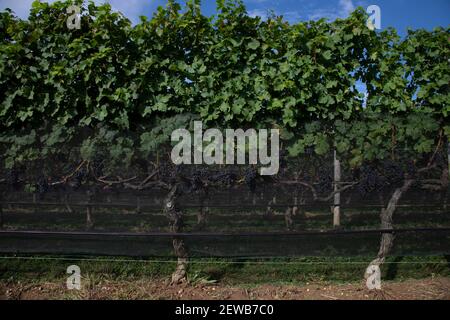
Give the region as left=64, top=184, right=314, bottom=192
left=305, top=146, right=315, bottom=156
left=381, top=160, right=403, bottom=185
left=210, top=170, right=237, bottom=186
left=316, top=168, right=332, bottom=194
left=357, top=165, right=385, bottom=197
left=73, top=168, right=86, bottom=190
left=6, top=167, right=20, bottom=190
left=189, top=169, right=206, bottom=192
left=434, top=152, right=447, bottom=168
left=159, top=163, right=179, bottom=185
left=36, top=175, right=49, bottom=199
left=92, top=155, right=104, bottom=178
left=244, top=168, right=258, bottom=193
left=405, top=160, right=417, bottom=178
left=279, top=150, right=288, bottom=170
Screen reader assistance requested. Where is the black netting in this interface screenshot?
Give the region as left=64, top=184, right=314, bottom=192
left=1, top=149, right=449, bottom=258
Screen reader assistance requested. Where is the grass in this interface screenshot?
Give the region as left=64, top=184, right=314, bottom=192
left=0, top=255, right=448, bottom=286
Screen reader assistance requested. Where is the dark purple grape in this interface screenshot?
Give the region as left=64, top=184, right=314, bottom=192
left=36, top=175, right=49, bottom=199
left=6, top=167, right=20, bottom=190
left=244, top=168, right=257, bottom=193
left=73, top=168, right=86, bottom=190
left=317, top=168, right=332, bottom=194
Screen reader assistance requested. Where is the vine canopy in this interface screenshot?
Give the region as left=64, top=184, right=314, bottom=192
left=0, top=0, right=448, bottom=171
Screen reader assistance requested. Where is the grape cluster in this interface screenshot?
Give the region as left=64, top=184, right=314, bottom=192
left=434, top=152, right=448, bottom=168
left=405, top=160, right=417, bottom=178
left=356, top=165, right=385, bottom=197
left=210, top=171, right=237, bottom=186
left=6, top=167, right=20, bottom=190
left=244, top=168, right=258, bottom=193
left=316, top=168, right=332, bottom=194
left=92, top=156, right=104, bottom=178
left=303, top=172, right=312, bottom=183
left=381, top=160, right=403, bottom=185
left=305, top=146, right=315, bottom=156
left=159, top=163, right=180, bottom=185
left=73, top=168, right=86, bottom=190
left=189, top=169, right=207, bottom=192
left=36, top=175, right=49, bottom=199
left=279, top=150, right=288, bottom=170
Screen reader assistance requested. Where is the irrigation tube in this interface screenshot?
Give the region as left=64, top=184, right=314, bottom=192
left=0, top=227, right=449, bottom=238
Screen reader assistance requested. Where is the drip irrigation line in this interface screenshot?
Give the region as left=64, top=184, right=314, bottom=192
left=1, top=227, right=449, bottom=238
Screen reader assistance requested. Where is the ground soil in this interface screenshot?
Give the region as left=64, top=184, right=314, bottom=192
left=1, top=277, right=449, bottom=300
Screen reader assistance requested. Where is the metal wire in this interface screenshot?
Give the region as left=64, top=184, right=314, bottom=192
left=1, top=227, right=449, bottom=238
left=0, top=255, right=448, bottom=265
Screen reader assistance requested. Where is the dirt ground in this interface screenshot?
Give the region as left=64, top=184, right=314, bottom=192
left=1, top=277, right=449, bottom=300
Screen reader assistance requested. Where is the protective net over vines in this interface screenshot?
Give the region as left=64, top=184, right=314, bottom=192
left=0, top=1, right=449, bottom=283
left=0, top=146, right=448, bottom=258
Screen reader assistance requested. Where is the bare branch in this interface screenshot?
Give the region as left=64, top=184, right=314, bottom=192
left=124, top=180, right=170, bottom=191
left=96, top=176, right=138, bottom=185
left=427, top=128, right=444, bottom=167
left=50, top=160, right=87, bottom=186
left=139, top=170, right=159, bottom=187
left=417, top=163, right=438, bottom=173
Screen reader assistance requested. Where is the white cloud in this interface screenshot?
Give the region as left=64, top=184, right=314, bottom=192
left=0, top=0, right=161, bottom=24
left=282, top=11, right=302, bottom=23
left=339, top=0, right=355, bottom=16
left=107, top=0, right=159, bottom=24
left=248, top=8, right=302, bottom=23
left=1, top=0, right=358, bottom=24
left=248, top=8, right=268, bottom=20
left=307, top=0, right=356, bottom=21
left=308, top=9, right=340, bottom=21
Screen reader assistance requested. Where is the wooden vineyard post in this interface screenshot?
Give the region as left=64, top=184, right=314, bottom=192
left=86, top=190, right=94, bottom=230
left=136, top=195, right=142, bottom=214
left=284, top=207, right=293, bottom=230
left=444, top=142, right=450, bottom=212
left=294, top=188, right=306, bottom=219
left=448, top=141, right=450, bottom=173
left=0, top=192, right=3, bottom=229
left=266, top=196, right=276, bottom=218
left=333, top=150, right=341, bottom=228
left=33, top=193, right=37, bottom=214
left=64, top=193, right=73, bottom=213
left=441, top=163, right=449, bottom=213
left=292, top=195, right=299, bottom=216
left=252, top=193, right=257, bottom=206
left=197, top=193, right=208, bottom=230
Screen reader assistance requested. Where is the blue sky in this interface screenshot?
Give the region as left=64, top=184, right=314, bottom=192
left=1, top=0, right=449, bottom=35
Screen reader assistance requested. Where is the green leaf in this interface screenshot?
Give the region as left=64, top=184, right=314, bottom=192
left=247, top=39, right=260, bottom=50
